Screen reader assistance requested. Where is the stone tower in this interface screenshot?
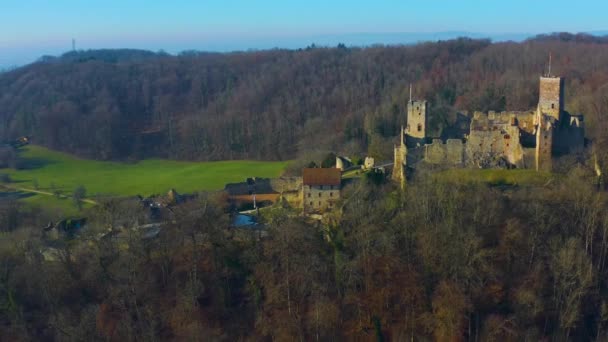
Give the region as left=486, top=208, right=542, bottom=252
left=535, top=117, right=554, bottom=171
left=538, top=76, right=564, bottom=121
left=535, top=76, right=563, bottom=171
left=405, top=100, right=428, bottom=146
left=392, top=126, right=407, bottom=189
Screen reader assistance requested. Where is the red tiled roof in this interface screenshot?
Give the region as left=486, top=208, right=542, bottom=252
left=302, top=168, right=341, bottom=186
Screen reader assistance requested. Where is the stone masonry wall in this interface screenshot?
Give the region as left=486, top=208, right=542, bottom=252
left=466, top=127, right=524, bottom=168
left=538, top=77, right=564, bottom=121
left=303, top=184, right=340, bottom=213
left=225, top=177, right=302, bottom=196
left=423, top=139, right=464, bottom=167
left=270, top=177, right=302, bottom=193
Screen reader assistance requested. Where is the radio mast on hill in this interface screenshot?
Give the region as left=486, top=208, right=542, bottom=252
left=72, top=39, right=76, bottom=52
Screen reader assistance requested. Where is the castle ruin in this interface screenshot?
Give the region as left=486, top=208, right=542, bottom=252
left=392, top=75, right=585, bottom=186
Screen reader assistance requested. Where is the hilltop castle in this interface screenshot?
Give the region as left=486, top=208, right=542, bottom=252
left=393, top=75, right=585, bottom=187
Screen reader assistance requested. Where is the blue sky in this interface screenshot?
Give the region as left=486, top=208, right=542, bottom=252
left=1, top=0, right=607, bottom=67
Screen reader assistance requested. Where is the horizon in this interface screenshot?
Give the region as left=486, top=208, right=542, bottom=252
left=2, top=0, right=608, bottom=68
left=4, top=30, right=608, bottom=71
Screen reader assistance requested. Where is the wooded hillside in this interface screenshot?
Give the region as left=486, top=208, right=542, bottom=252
left=1, top=33, right=608, bottom=161
left=2, top=168, right=608, bottom=340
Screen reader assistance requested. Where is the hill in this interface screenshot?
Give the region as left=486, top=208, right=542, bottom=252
left=1, top=34, right=608, bottom=163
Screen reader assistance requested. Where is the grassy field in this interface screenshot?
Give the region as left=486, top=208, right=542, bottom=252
left=434, top=168, right=555, bottom=186
left=1, top=145, right=288, bottom=207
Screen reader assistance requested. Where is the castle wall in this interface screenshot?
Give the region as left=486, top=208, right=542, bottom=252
left=392, top=143, right=407, bottom=187
left=270, top=177, right=303, bottom=193
left=423, top=139, right=464, bottom=167
left=512, top=112, right=536, bottom=135
left=406, top=146, right=424, bottom=166
left=446, top=139, right=465, bottom=166
left=523, top=148, right=536, bottom=169
left=412, top=106, right=571, bottom=171
left=471, top=110, right=535, bottom=133
left=554, top=114, right=585, bottom=155
left=535, top=115, right=554, bottom=171
left=393, top=76, right=584, bottom=175
left=225, top=177, right=302, bottom=196
left=281, top=191, right=302, bottom=208
left=424, top=139, right=446, bottom=164
left=466, top=114, right=525, bottom=168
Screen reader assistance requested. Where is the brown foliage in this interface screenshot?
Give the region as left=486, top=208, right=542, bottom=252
left=2, top=37, right=608, bottom=161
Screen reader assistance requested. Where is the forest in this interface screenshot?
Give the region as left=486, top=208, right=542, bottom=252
left=1, top=166, right=608, bottom=340
left=2, top=33, right=608, bottom=341
left=1, top=33, right=608, bottom=163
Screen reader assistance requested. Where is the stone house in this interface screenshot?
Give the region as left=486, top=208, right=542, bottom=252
left=302, top=168, right=341, bottom=213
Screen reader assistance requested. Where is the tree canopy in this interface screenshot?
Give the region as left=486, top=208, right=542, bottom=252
left=2, top=36, right=608, bottom=162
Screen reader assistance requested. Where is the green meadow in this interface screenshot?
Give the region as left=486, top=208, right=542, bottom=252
left=435, top=168, right=555, bottom=186
left=1, top=145, right=288, bottom=209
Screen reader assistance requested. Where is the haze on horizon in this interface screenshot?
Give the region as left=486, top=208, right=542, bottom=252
left=2, top=0, right=607, bottom=68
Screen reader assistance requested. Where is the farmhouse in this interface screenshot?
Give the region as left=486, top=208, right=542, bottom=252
left=225, top=176, right=303, bottom=209
left=302, top=168, right=341, bottom=213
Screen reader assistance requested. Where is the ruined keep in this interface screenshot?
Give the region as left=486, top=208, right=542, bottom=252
left=392, top=75, right=585, bottom=182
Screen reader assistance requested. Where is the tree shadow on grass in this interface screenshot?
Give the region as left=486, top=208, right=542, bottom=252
left=18, top=157, right=55, bottom=170
left=5, top=179, right=28, bottom=184
left=0, top=191, right=36, bottom=200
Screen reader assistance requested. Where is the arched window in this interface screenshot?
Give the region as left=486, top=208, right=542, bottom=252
left=417, top=124, right=422, bottom=132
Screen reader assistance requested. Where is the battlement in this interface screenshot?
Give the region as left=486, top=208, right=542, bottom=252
left=393, top=73, right=585, bottom=181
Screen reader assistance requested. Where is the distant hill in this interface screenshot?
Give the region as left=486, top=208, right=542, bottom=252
left=37, top=49, right=168, bottom=65
left=1, top=35, right=608, bottom=162
left=527, top=32, right=608, bottom=44
left=5, top=30, right=608, bottom=69
left=298, top=31, right=532, bottom=46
